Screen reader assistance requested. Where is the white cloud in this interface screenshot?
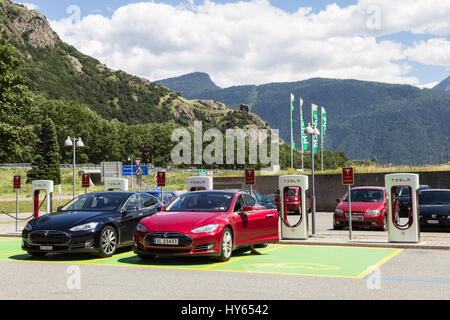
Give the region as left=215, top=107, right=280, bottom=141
left=416, top=81, right=439, bottom=89
left=405, top=38, right=450, bottom=67
left=49, top=0, right=450, bottom=87
left=15, top=2, right=39, bottom=11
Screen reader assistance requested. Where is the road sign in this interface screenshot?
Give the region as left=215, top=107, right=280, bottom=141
left=122, top=165, right=149, bottom=176
left=245, top=169, right=255, bottom=185
left=156, top=171, right=166, bottom=187
left=13, top=175, right=21, bottom=189
left=135, top=158, right=141, bottom=168
left=342, top=167, right=354, bottom=185
left=81, top=174, right=90, bottom=188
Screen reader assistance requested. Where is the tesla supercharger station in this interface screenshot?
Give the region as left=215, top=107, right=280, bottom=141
left=32, top=180, right=54, bottom=218
left=279, top=175, right=309, bottom=240
left=105, top=178, right=129, bottom=191
left=385, top=173, right=420, bottom=243
left=187, top=176, right=213, bottom=192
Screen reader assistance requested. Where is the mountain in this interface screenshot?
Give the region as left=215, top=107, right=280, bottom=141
left=157, top=74, right=450, bottom=165
left=434, top=76, right=450, bottom=91
left=0, top=0, right=268, bottom=131
left=156, top=72, right=221, bottom=98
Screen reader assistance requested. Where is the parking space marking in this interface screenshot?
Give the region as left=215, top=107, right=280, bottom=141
left=356, top=248, right=403, bottom=278
left=199, top=245, right=285, bottom=270
left=0, top=239, right=404, bottom=280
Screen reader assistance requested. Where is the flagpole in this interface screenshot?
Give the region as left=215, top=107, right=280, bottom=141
left=300, top=98, right=304, bottom=171
left=321, top=108, right=324, bottom=171
left=290, top=94, right=294, bottom=170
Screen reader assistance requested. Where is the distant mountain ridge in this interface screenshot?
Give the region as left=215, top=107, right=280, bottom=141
left=0, top=0, right=269, bottom=132
left=156, top=72, right=221, bottom=98
left=434, top=76, right=450, bottom=91
left=157, top=73, right=450, bottom=165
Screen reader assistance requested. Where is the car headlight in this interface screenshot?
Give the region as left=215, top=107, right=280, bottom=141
left=136, top=223, right=148, bottom=233
left=69, top=222, right=99, bottom=232
left=191, top=224, right=220, bottom=234
left=334, top=209, right=344, bottom=215
left=24, top=222, right=32, bottom=231
left=366, top=210, right=381, bottom=216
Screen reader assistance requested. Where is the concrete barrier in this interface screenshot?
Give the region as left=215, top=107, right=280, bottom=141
left=214, top=171, right=450, bottom=212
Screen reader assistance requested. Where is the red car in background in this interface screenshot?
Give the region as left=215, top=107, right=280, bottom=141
left=274, top=187, right=311, bottom=215
left=133, top=190, right=279, bottom=262
left=333, top=186, right=389, bottom=231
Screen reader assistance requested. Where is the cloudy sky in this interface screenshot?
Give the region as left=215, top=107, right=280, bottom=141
left=15, top=0, right=450, bottom=88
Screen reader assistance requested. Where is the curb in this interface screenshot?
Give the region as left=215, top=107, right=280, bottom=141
left=279, top=239, right=450, bottom=250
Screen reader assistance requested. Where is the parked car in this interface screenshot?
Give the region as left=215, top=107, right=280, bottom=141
left=333, top=187, right=389, bottom=231
left=274, top=187, right=311, bottom=215
left=243, top=189, right=277, bottom=209
left=141, top=190, right=178, bottom=206
left=397, top=185, right=430, bottom=217
left=133, top=190, right=279, bottom=261
left=418, top=189, right=450, bottom=230
left=22, top=192, right=162, bottom=258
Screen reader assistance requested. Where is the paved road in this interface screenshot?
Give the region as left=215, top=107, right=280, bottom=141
left=0, top=245, right=449, bottom=300
left=0, top=211, right=449, bottom=301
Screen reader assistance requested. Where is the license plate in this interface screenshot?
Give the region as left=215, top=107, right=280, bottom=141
left=427, top=220, right=439, bottom=225
left=348, top=216, right=363, bottom=222
left=154, top=238, right=179, bottom=245
left=40, top=246, right=53, bottom=251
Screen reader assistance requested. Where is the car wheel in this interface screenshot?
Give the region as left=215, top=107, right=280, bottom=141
left=380, top=215, right=388, bottom=232
left=217, top=227, right=233, bottom=262
left=98, top=226, right=118, bottom=258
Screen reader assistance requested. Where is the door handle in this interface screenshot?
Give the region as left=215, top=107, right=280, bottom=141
left=266, top=214, right=275, bottom=218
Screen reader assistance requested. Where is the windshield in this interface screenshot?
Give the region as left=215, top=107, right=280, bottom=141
left=344, top=189, right=383, bottom=202
left=419, top=191, right=450, bottom=205
left=399, top=187, right=410, bottom=196
left=62, top=193, right=125, bottom=211
left=165, top=192, right=234, bottom=212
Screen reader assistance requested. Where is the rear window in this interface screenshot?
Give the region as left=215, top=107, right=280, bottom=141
left=419, top=191, right=450, bottom=205
left=344, top=189, right=383, bottom=202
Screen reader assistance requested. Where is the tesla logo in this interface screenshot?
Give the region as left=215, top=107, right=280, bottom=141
left=432, top=214, right=437, bottom=219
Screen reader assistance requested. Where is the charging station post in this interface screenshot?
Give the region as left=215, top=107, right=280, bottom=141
left=13, top=175, right=21, bottom=232
left=342, top=168, right=354, bottom=240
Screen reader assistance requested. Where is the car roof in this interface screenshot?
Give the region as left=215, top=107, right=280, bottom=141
left=419, top=189, right=450, bottom=192
left=351, top=186, right=385, bottom=190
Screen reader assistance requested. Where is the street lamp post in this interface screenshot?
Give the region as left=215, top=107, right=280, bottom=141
left=304, top=123, right=320, bottom=236
left=64, top=136, right=84, bottom=199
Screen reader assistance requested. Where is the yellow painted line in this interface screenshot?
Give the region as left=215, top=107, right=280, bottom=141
left=355, top=248, right=404, bottom=279
left=0, top=251, right=25, bottom=256
left=78, top=251, right=135, bottom=264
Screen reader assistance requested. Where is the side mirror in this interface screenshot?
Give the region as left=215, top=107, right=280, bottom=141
left=122, top=206, right=138, bottom=215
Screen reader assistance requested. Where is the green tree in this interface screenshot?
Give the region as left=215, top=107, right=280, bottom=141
left=27, top=117, right=61, bottom=184
left=0, top=44, right=32, bottom=162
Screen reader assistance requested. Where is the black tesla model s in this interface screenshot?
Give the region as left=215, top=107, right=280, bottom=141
left=22, top=192, right=162, bottom=257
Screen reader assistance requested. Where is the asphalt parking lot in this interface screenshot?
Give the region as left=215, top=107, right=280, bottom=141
left=0, top=212, right=449, bottom=301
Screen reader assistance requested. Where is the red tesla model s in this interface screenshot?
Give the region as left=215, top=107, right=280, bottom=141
left=133, top=190, right=279, bottom=261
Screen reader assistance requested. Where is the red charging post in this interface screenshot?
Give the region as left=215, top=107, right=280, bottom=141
left=342, top=168, right=355, bottom=240
left=156, top=171, right=166, bottom=203
left=245, top=169, right=255, bottom=195
left=82, top=173, right=90, bottom=194
left=13, top=176, right=21, bottom=232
